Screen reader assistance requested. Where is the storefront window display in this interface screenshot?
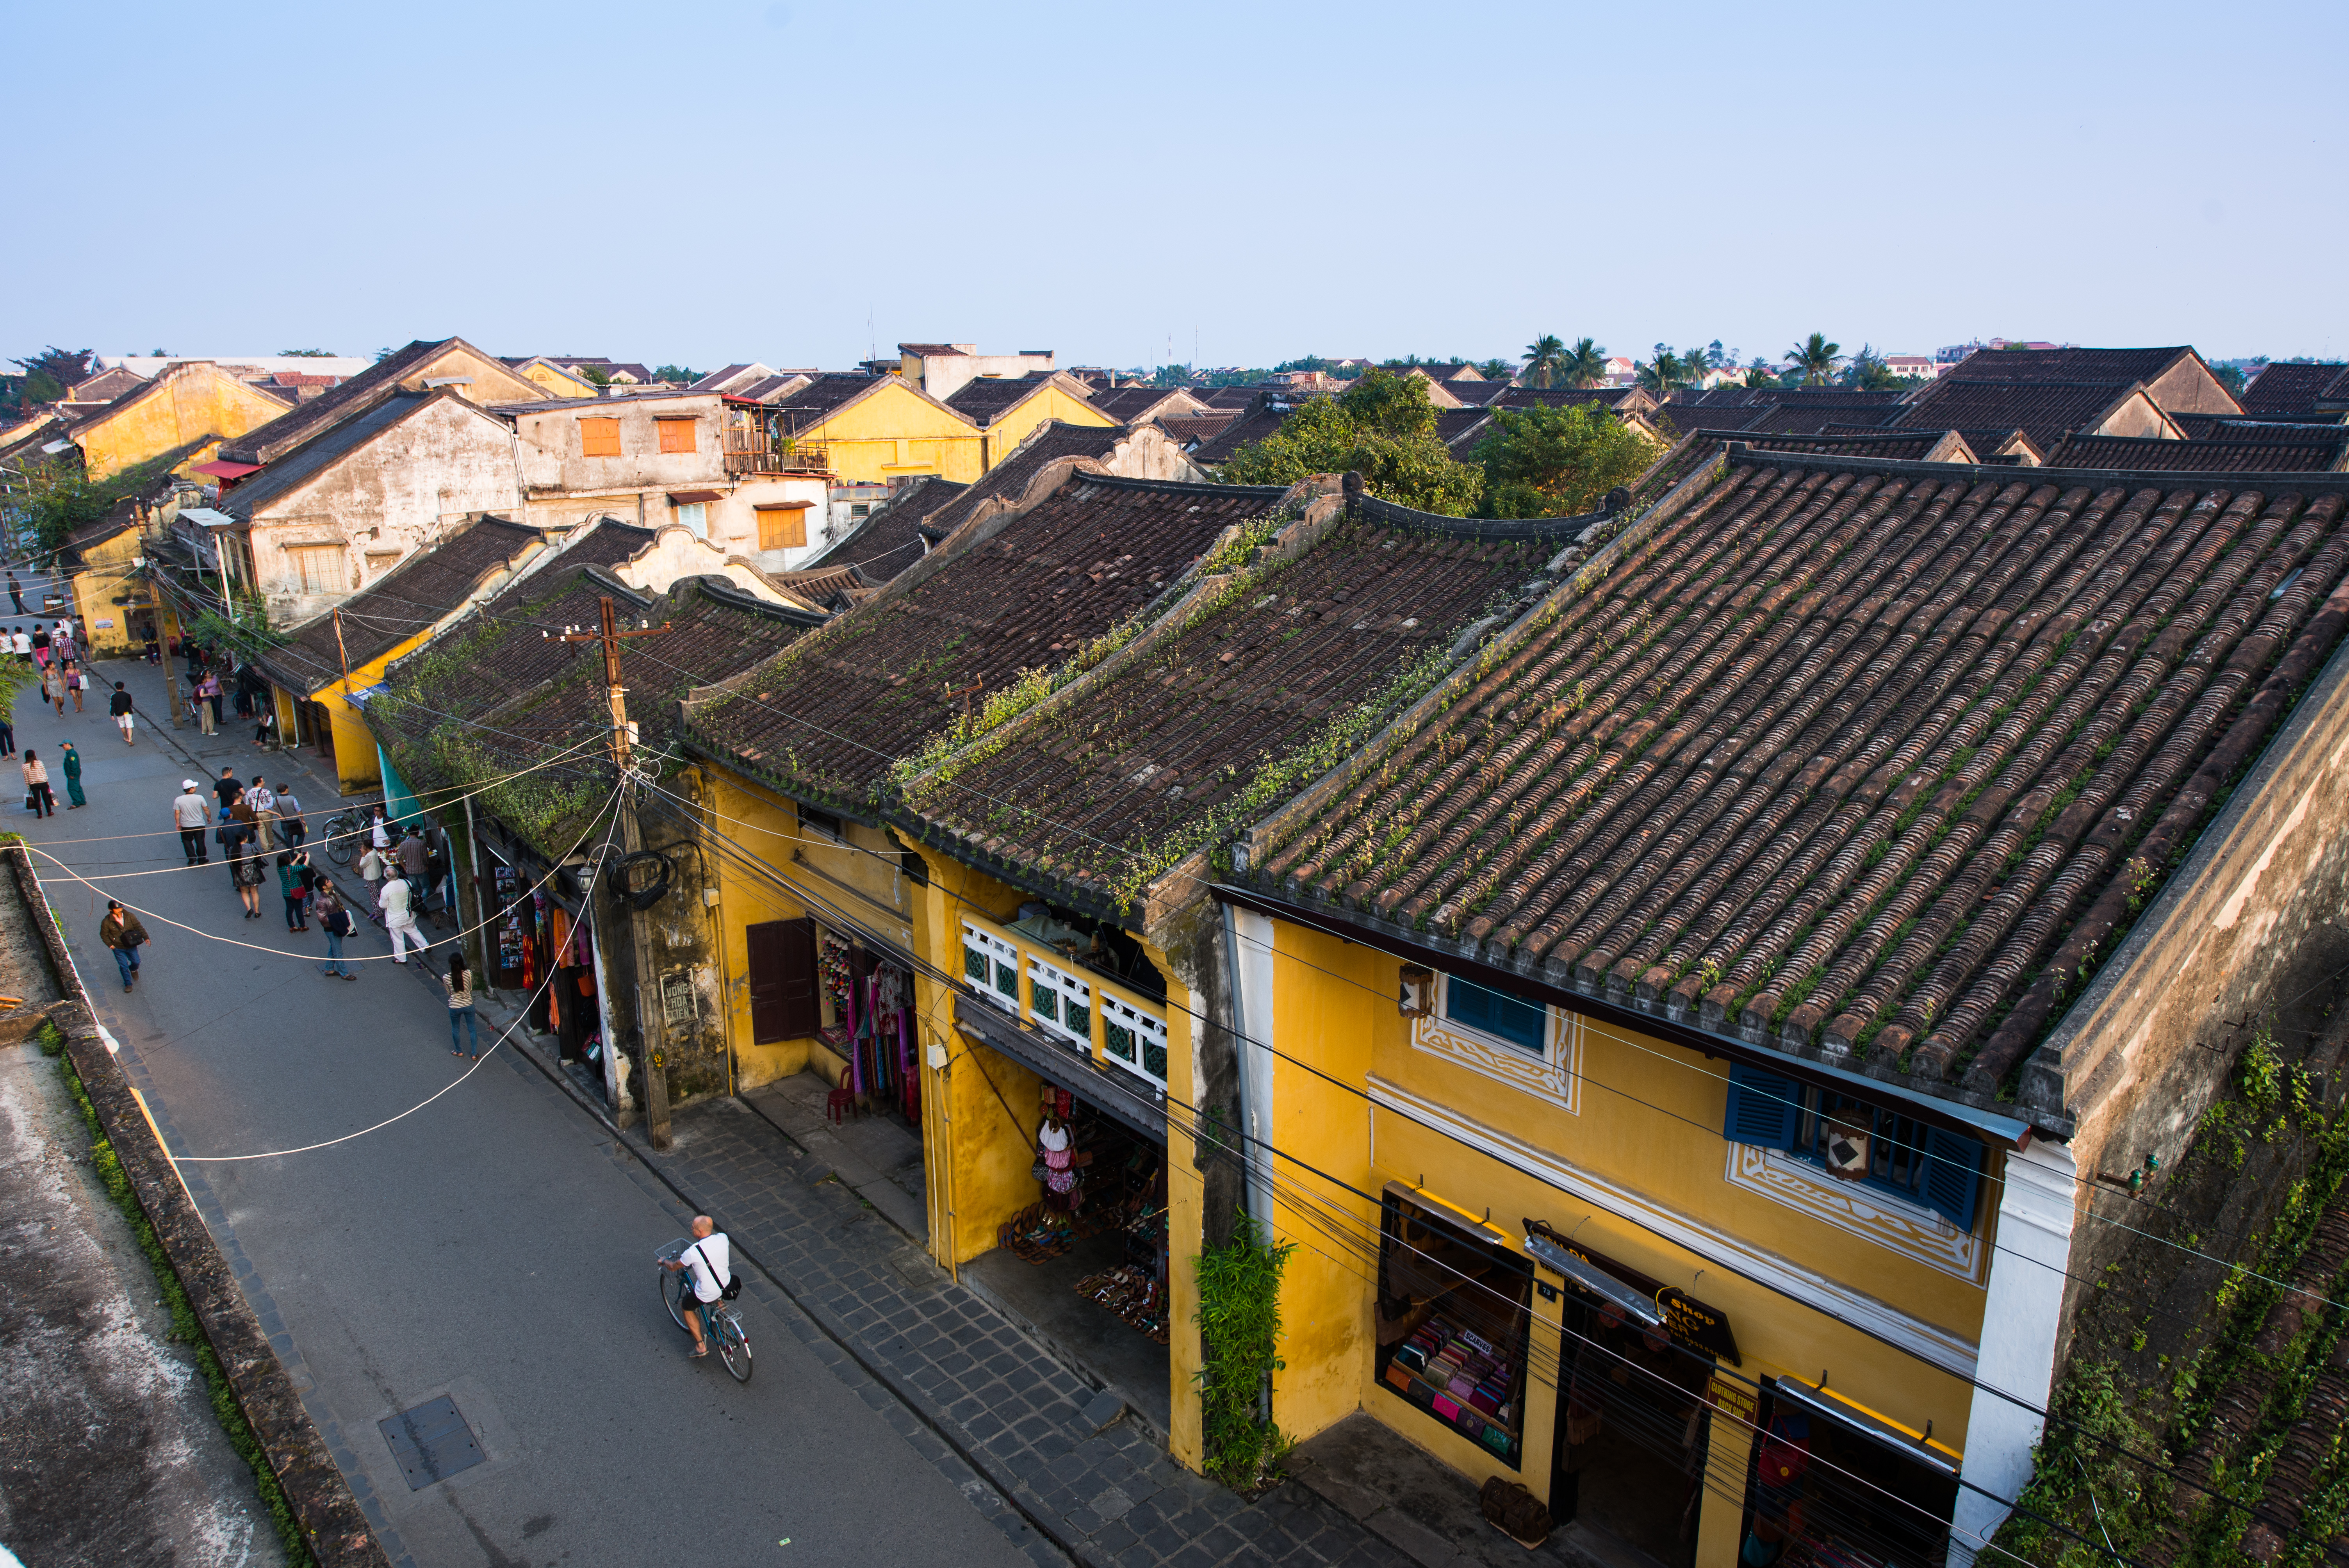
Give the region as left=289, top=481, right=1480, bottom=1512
left=997, top=1085, right=1170, bottom=1343
left=1739, top=1379, right=1960, bottom=1568
left=1374, top=1189, right=1534, bottom=1469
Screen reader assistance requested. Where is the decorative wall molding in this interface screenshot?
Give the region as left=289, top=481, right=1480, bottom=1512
left=1366, top=1076, right=1981, bottom=1380
left=1724, top=1144, right=1986, bottom=1283
left=1413, top=1003, right=1581, bottom=1115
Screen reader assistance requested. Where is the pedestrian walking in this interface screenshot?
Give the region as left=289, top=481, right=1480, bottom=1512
left=274, top=782, right=306, bottom=847
left=444, top=951, right=480, bottom=1058
left=53, top=628, right=78, bottom=667
left=315, top=880, right=357, bottom=980
left=358, top=842, right=389, bottom=921
left=195, top=671, right=221, bottom=735
left=212, top=766, right=242, bottom=821
left=20, top=749, right=54, bottom=817
left=100, top=899, right=148, bottom=992
left=380, top=871, right=426, bottom=964
left=172, top=779, right=211, bottom=865
left=9, top=627, right=28, bottom=659
left=30, top=624, right=49, bottom=669
left=57, top=741, right=84, bottom=808
left=231, top=839, right=267, bottom=919
left=248, top=776, right=278, bottom=851
left=108, top=681, right=135, bottom=745
left=254, top=704, right=277, bottom=748
left=396, top=826, right=428, bottom=885
left=41, top=660, right=63, bottom=717
left=277, top=850, right=313, bottom=932
left=6, top=572, right=23, bottom=614
left=0, top=713, right=14, bottom=757
left=61, top=659, right=83, bottom=713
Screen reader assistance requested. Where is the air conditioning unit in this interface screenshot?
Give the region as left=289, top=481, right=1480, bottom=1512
left=1824, top=1123, right=1871, bottom=1180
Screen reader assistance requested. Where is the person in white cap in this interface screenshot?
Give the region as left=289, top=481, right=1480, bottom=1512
left=171, top=779, right=212, bottom=866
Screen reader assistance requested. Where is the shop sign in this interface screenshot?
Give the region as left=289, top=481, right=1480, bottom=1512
left=1659, top=1286, right=1741, bottom=1366
left=662, top=971, right=698, bottom=1028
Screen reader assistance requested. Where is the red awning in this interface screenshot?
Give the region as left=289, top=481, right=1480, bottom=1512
left=667, top=490, right=723, bottom=504
left=193, top=460, right=262, bottom=479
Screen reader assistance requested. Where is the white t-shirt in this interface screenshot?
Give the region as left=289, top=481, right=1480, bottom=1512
left=9, top=633, right=26, bottom=654
left=172, top=792, right=210, bottom=828
left=379, top=878, right=414, bottom=927
left=370, top=818, right=391, bottom=848
left=683, top=1235, right=732, bottom=1303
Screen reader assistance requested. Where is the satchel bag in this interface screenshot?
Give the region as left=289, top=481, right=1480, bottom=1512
left=692, top=1240, right=742, bottom=1302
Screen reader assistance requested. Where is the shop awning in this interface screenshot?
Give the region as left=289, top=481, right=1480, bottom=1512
left=176, top=507, right=240, bottom=528
left=752, top=499, right=814, bottom=510
left=667, top=490, right=723, bottom=505
left=954, top=994, right=1166, bottom=1144
left=193, top=460, right=262, bottom=479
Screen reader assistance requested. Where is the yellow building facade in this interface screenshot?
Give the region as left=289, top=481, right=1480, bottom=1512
left=1219, top=899, right=1999, bottom=1568
left=75, top=364, right=292, bottom=480
left=786, top=379, right=988, bottom=486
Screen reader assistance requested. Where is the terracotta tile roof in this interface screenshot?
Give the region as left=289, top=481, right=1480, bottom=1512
left=1941, top=346, right=2196, bottom=385
left=2240, top=363, right=2349, bottom=416
left=369, top=571, right=822, bottom=853
left=897, top=343, right=967, bottom=357
left=219, top=392, right=447, bottom=520
left=1743, top=431, right=1966, bottom=462
left=1444, top=380, right=1514, bottom=406
left=773, top=564, right=868, bottom=606
left=945, top=374, right=1051, bottom=424
left=2172, top=412, right=2347, bottom=439
left=1435, top=407, right=1494, bottom=454
left=1087, top=387, right=1206, bottom=424
left=255, top=514, right=545, bottom=695
left=1244, top=454, right=2349, bottom=1120
left=903, top=497, right=1593, bottom=911
left=915, top=423, right=1134, bottom=543
left=684, top=474, right=1292, bottom=814
left=801, top=473, right=971, bottom=583
left=1745, top=402, right=1902, bottom=436
left=1887, top=380, right=2146, bottom=449
left=1192, top=404, right=1289, bottom=465
left=2042, top=432, right=2349, bottom=472
left=218, top=339, right=448, bottom=465
left=1496, top=386, right=1648, bottom=410
left=1198, top=386, right=1272, bottom=410
left=771, top=372, right=888, bottom=433
left=1650, top=403, right=1768, bottom=439
left=1160, top=412, right=1238, bottom=448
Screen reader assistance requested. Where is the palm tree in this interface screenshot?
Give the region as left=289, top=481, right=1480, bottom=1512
left=1742, top=365, right=1779, bottom=389
left=1562, top=337, right=1608, bottom=389
left=1637, top=349, right=1686, bottom=396
left=1784, top=332, right=1844, bottom=387
left=1522, top=334, right=1567, bottom=388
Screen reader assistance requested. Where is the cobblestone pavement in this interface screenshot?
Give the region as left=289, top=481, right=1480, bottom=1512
left=505, top=1037, right=1428, bottom=1568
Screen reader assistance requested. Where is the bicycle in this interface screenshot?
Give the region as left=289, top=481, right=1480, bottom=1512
left=658, top=1239, right=752, bottom=1382
left=319, top=805, right=378, bottom=867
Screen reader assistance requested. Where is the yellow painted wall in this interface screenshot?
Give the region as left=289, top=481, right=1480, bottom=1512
left=78, top=367, right=290, bottom=480
left=1260, top=918, right=1984, bottom=1543
left=917, top=855, right=1204, bottom=1470
left=517, top=361, right=596, bottom=399
left=289, top=632, right=433, bottom=793
left=697, top=766, right=921, bottom=1090
left=795, top=381, right=985, bottom=485
left=70, top=524, right=150, bottom=654
left=980, top=385, right=1115, bottom=470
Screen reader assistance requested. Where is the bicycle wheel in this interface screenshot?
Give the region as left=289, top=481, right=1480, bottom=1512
left=716, top=1311, right=752, bottom=1383
left=325, top=824, right=355, bottom=867
left=661, top=1269, right=690, bottom=1331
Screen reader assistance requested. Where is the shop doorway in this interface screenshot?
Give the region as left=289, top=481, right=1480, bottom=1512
left=964, top=1075, right=1172, bottom=1437
left=1551, top=1294, right=1712, bottom=1567
left=483, top=848, right=603, bottom=1083
left=1738, top=1380, right=1959, bottom=1568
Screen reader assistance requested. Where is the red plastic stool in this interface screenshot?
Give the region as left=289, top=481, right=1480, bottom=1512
left=826, top=1082, right=861, bottom=1125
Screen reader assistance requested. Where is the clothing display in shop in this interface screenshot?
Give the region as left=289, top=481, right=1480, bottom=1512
left=824, top=943, right=918, bottom=1123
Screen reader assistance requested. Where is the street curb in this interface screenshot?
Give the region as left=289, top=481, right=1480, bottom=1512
left=490, top=1024, right=1090, bottom=1568
left=6, top=842, right=390, bottom=1568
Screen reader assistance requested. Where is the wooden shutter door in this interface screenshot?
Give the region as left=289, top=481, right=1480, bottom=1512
left=1723, top=1065, right=1802, bottom=1149
left=747, top=918, right=819, bottom=1042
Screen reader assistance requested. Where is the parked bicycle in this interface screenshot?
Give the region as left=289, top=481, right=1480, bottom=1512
left=319, top=804, right=380, bottom=867
left=658, top=1238, right=752, bottom=1382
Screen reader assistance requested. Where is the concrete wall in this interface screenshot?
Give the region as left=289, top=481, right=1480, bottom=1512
left=513, top=395, right=733, bottom=495
left=905, top=350, right=1054, bottom=403
left=246, top=399, right=522, bottom=625
left=605, top=523, right=805, bottom=604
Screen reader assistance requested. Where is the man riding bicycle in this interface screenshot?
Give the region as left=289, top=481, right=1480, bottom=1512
left=660, top=1215, right=733, bottom=1359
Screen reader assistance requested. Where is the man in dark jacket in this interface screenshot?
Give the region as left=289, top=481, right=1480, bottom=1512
left=100, top=900, right=149, bottom=991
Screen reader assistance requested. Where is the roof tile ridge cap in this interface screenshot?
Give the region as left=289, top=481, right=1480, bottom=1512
left=1241, top=554, right=1584, bottom=883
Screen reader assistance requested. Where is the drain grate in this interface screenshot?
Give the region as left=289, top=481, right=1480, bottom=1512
left=379, top=1395, right=486, bottom=1490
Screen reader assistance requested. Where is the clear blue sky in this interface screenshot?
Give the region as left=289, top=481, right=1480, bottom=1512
left=5, top=1, right=2342, bottom=373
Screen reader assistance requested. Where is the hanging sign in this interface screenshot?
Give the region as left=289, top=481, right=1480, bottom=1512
left=1658, top=1286, right=1741, bottom=1366
left=1526, top=1218, right=1741, bottom=1364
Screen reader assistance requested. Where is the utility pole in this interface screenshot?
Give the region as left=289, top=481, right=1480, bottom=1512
left=551, top=597, right=676, bottom=1146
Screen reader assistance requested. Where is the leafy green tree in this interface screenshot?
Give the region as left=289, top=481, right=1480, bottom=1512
left=1784, top=332, right=1844, bottom=387
left=2211, top=362, right=2248, bottom=396
left=1741, top=365, right=1779, bottom=389
left=652, top=364, right=702, bottom=384
left=579, top=365, right=613, bottom=387
left=1221, top=371, right=1483, bottom=514
left=1562, top=338, right=1608, bottom=389
left=5, top=449, right=179, bottom=554
left=1475, top=358, right=1513, bottom=380
left=1522, top=334, right=1568, bottom=388
left=1840, top=345, right=1902, bottom=391
left=11, top=346, right=92, bottom=404
left=278, top=347, right=337, bottom=357
left=1474, top=402, right=1660, bottom=519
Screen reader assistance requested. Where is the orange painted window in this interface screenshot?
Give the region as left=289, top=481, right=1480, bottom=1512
left=757, top=507, right=807, bottom=551
left=579, top=417, right=621, bottom=456
left=657, top=417, right=696, bottom=454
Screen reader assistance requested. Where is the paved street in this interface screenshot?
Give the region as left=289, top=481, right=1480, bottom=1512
left=7, top=614, right=1048, bottom=1565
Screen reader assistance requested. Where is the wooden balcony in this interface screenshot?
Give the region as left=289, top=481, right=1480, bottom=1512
left=722, top=432, right=829, bottom=476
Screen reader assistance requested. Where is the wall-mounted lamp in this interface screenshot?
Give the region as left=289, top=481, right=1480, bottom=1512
left=1399, top=965, right=1434, bottom=1017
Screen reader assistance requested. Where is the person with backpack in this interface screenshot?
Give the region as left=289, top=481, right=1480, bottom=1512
left=315, top=880, right=358, bottom=980
left=444, top=951, right=479, bottom=1057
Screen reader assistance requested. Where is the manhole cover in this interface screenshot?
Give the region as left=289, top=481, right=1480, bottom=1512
left=379, top=1395, right=486, bottom=1490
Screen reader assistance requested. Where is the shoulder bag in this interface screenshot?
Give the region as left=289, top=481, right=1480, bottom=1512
left=692, top=1240, right=742, bottom=1301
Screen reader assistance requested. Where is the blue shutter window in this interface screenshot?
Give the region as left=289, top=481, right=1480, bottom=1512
left=1443, top=975, right=1547, bottom=1055
left=1919, top=1126, right=1985, bottom=1230
left=1723, top=1064, right=1802, bottom=1151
